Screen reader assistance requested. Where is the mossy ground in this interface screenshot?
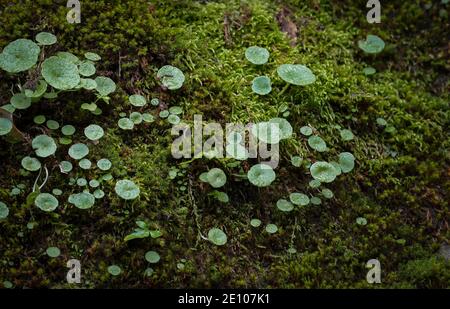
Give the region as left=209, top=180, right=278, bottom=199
left=0, top=0, right=448, bottom=288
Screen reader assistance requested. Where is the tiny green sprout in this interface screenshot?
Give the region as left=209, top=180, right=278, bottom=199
left=252, top=76, right=272, bottom=95
left=32, top=115, right=45, bottom=125
left=287, top=248, right=297, bottom=254
left=42, top=56, right=80, bottom=90
left=245, top=46, right=270, bottom=65
left=265, top=224, right=278, bottom=234
left=269, top=118, right=292, bottom=140
left=10, top=93, right=31, bottom=109
left=10, top=188, right=21, bottom=196
left=35, top=193, right=59, bottom=212
left=363, top=66, right=376, bottom=75
left=356, top=217, right=368, bottom=226
left=52, top=189, right=63, bottom=196
left=144, top=268, right=154, bottom=277
left=0, top=39, right=40, bottom=73
left=115, top=179, right=140, bottom=200
left=61, top=125, right=76, bottom=136
left=340, top=129, right=354, bottom=141
left=157, top=65, right=185, bottom=90
left=250, top=219, right=262, bottom=228
left=321, top=188, right=334, bottom=199
left=376, top=117, right=387, bottom=126
left=251, top=122, right=281, bottom=144
left=151, top=98, right=160, bottom=106
left=276, top=199, right=294, bottom=212
left=84, top=52, right=101, bottom=62
left=97, top=158, right=112, bottom=171
left=289, top=193, right=309, bottom=206
left=107, top=265, right=122, bottom=276
left=59, top=161, right=73, bottom=173
left=310, top=162, right=337, bottom=183
left=32, top=135, right=57, bottom=158
left=145, top=251, right=161, bottom=264
left=85, top=124, right=104, bottom=141
left=142, top=113, right=155, bottom=123
left=0, top=202, right=9, bottom=219
left=77, top=178, right=87, bottom=187
left=35, top=32, right=57, bottom=45
left=309, top=179, right=321, bottom=188
left=118, top=118, right=134, bottom=130
left=168, top=114, right=181, bottom=125
left=21, top=156, right=41, bottom=172
left=384, top=125, right=396, bottom=134
left=46, top=120, right=59, bottom=130
left=46, top=247, right=60, bottom=258
left=300, top=126, right=313, bottom=136
left=169, top=106, right=183, bottom=115
left=206, top=168, right=227, bottom=188
left=338, top=152, right=355, bottom=173
left=310, top=196, right=322, bottom=205
left=129, top=94, right=147, bottom=107
left=207, top=228, right=227, bottom=246
left=59, top=137, right=72, bottom=145
left=159, top=110, right=170, bottom=118
left=79, top=159, right=92, bottom=170
left=93, top=189, right=105, bottom=199
left=68, top=192, right=95, bottom=209
left=247, top=164, right=276, bottom=187
left=0, top=118, right=13, bottom=136
left=78, top=61, right=96, bottom=77
left=291, top=156, right=303, bottom=167
left=358, top=34, right=385, bottom=54
left=102, top=174, right=113, bottom=181
left=95, top=76, right=116, bottom=97
left=68, top=143, right=89, bottom=160
left=277, top=64, right=316, bottom=86
left=307, top=136, right=327, bottom=152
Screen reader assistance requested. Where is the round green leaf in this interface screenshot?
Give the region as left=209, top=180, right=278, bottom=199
left=358, top=35, right=385, bottom=54
left=46, top=247, right=60, bottom=258
left=252, top=76, right=272, bottom=95
left=115, top=179, right=140, bottom=200
left=46, top=120, right=59, bottom=130
left=79, top=159, right=92, bottom=170
left=265, top=224, right=278, bottom=234
left=21, top=156, right=41, bottom=172
left=169, top=106, right=183, bottom=115
left=310, top=196, right=322, bottom=205
left=0, top=39, right=40, bottom=73
left=60, top=161, right=73, bottom=173
left=33, top=115, right=46, bottom=125
left=129, top=94, right=147, bottom=107
left=145, top=251, right=161, bottom=263
left=93, top=189, right=105, bottom=199
left=95, top=76, right=116, bottom=96
left=35, top=32, right=57, bottom=45
left=207, top=168, right=227, bottom=188
left=35, top=193, right=59, bottom=212
left=68, top=192, right=95, bottom=209
left=245, top=46, right=269, bottom=65
left=269, top=118, right=292, bottom=140
left=61, top=125, right=76, bottom=136
left=84, top=124, right=104, bottom=141
left=308, top=135, right=327, bottom=152
left=277, top=64, right=316, bottom=86
left=0, top=202, right=9, bottom=219
left=356, top=217, right=368, bottom=225
left=321, top=188, right=334, bottom=199
left=143, top=113, right=155, bottom=123
left=247, top=164, right=276, bottom=187
left=291, top=156, right=303, bottom=167
left=157, top=65, right=185, bottom=90
left=207, top=228, right=227, bottom=246
left=130, top=112, right=143, bottom=124
left=250, top=219, right=262, bottom=228
left=276, top=199, right=294, bottom=212
left=363, top=66, right=376, bottom=75
left=339, top=152, right=355, bottom=173
left=340, top=129, right=354, bottom=141
left=68, top=143, right=89, bottom=160
left=118, top=118, right=134, bottom=130
left=10, top=93, right=31, bottom=109
left=97, top=158, right=112, bottom=171
left=167, top=114, right=180, bottom=125
left=0, top=118, right=13, bottom=136
left=310, top=161, right=337, bottom=183
left=78, top=61, right=96, bottom=77
left=42, top=56, right=80, bottom=90
left=289, top=193, right=310, bottom=206
left=32, top=135, right=57, bottom=158
left=84, top=52, right=101, bottom=61
left=107, top=265, right=121, bottom=276
left=52, top=189, right=63, bottom=196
